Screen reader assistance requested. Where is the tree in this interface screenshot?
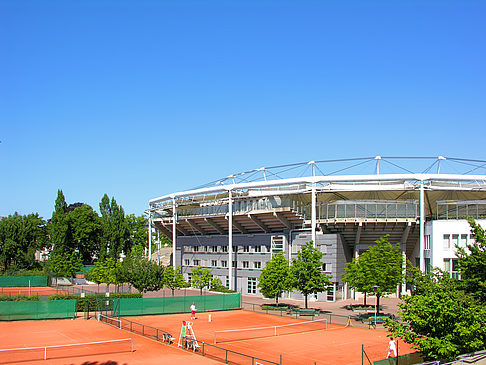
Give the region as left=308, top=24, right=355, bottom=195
left=48, top=250, right=83, bottom=277
left=0, top=213, right=47, bottom=272
left=68, top=204, right=102, bottom=264
left=126, top=214, right=149, bottom=252
left=117, top=249, right=165, bottom=293
left=343, top=235, right=403, bottom=313
left=88, top=257, right=119, bottom=291
left=291, top=242, right=332, bottom=308
left=49, top=190, right=71, bottom=255
left=386, top=268, right=486, bottom=361
left=191, top=267, right=213, bottom=295
left=456, top=218, right=486, bottom=302
left=163, top=266, right=187, bottom=296
left=258, top=251, right=292, bottom=305
left=99, top=194, right=130, bottom=260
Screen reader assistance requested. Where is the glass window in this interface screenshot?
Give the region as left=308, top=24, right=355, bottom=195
left=248, top=277, right=257, bottom=294
left=254, top=245, right=262, bottom=253
left=452, top=234, right=459, bottom=248
left=443, top=234, right=450, bottom=249
left=470, top=234, right=476, bottom=244
left=254, top=261, right=261, bottom=269
left=212, top=246, right=218, bottom=252
left=460, top=234, right=468, bottom=247
left=184, top=259, right=190, bottom=266
left=424, top=235, right=431, bottom=250
left=187, top=273, right=192, bottom=284
left=193, top=259, right=200, bottom=266
left=222, top=246, right=228, bottom=253
left=193, top=246, right=199, bottom=252
left=271, top=236, right=285, bottom=251
left=243, top=246, right=250, bottom=253
left=242, top=261, right=249, bottom=268
left=221, top=260, right=227, bottom=267
left=425, top=258, right=431, bottom=273
left=226, top=276, right=229, bottom=288
left=211, top=260, right=217, bottom=267
left=232, top=260, right=237, bottom=268
left=204, top=246, right=209, bottom=252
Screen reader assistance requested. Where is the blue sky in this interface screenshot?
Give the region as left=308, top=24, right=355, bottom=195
left=1, top=0, right=485, bottom=219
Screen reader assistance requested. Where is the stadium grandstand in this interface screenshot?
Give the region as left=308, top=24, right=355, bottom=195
left=147, top=156, right=486, bottom=301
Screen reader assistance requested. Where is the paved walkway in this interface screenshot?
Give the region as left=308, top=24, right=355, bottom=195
left=240, top=294, right=403, bottom=317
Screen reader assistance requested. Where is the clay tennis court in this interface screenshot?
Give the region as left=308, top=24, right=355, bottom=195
left=126, top=309, right=415, bottom=365
left=0, top=287, right=65, bottom=296
left=0, top=318, right=221, bottom=364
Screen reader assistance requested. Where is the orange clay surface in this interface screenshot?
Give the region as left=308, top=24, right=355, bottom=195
left=128, top=310, right=416, bottom=365
left=0, top=287, right=65, bottom=296
left=0, top=318, right=221, bottom=365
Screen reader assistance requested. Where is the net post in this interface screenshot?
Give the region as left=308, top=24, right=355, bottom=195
left=44, top=346, right=47, bottom=360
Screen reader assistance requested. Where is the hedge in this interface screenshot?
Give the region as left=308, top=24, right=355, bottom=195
left=0, top=295, right=40, bottom=302
left=48, top=293, right=142, bottom=312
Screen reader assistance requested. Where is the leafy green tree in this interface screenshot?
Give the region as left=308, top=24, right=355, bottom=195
left=0, top=213, right=47, bottom=272
left=210, top=277, right=232, bottom=293
left=343, top=235, right=403, bottom=313
left=191, top=267, right=213, bottom=295
left=258, top=251, right=292, bottom=305
left=99, top=194, right=130, bottom=260
left=163, top=266, right=187, bottom=296
left=68, top=204, right=102, bottom=264
left=88, top=257, right=120, bottom=291
left=117, top=250, right=165, bottom=293
left=126, top=214, right=148, bottom=251
left=456, top=218, right=486, bottom=302
left=49, top=190, right=71, bottom=255
left=386, top=268, right=486, bottom=361
left=48, top=250, right=83, bottom=277
left=291, top=242, right=332, bottom=309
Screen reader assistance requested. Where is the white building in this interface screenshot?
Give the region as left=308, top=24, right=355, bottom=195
left=147, top=157, right=486, bottom=301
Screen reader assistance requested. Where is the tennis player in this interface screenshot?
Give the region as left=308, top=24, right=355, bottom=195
left=190, top=302, right=197, bottom=319
left=386, top=337, right=397, bottom=358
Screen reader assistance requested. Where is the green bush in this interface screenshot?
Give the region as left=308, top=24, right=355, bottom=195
left=0, top=268, right=47, bottom=277
left=0, top=294, right=39, bottom=301
left=48, top=293, right=142, bottom=312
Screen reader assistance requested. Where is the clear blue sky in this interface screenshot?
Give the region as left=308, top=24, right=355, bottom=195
left=1, top=0, right=485, bottom=219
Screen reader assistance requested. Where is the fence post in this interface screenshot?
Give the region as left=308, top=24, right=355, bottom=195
left=361, top=344, right=363, bottom=365
left=280, top=354, right=282, bottom=365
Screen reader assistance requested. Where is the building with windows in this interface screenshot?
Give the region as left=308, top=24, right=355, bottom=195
left=147, top=157, right=486, bottom=301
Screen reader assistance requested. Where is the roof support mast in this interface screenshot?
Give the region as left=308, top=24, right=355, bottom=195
left=419, top=181, right=425, bottom=272
left=172, top=198, right=177, bottom=268
left=310, top=161, right=317, bottom=247
left=148, top=212, right=152, bottom=260
left=228, top=189, right=233, bottom=290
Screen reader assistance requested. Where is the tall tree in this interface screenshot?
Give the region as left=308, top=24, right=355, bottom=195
left=50, top=190, right=71, bottom=255
left=291, top=242, right=332, bottom=309
left=386, top=268, right=486, bottom=361
left=118, top=251, right=165, bottom=293
left=126, top=214, right=148, bottom=252
left=68, top=204, right=102, bottom=264
left=456, top=218, right=486, bottom=302
left=48, top=250, right=83, bottom=278
left=0, top=213, right=47, bottom=272
left=343, top=235, right=403, bottom=313
left=258, top=251, right=292, bottom=305
left=163, top=266, right=187, bottom=296
left=191, top=267, right=213, bottom=295
left=99, top=194, right=129, bottom=260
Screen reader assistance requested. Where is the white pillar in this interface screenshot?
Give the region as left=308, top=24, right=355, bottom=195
left=419, top=181, right=425, bottom=272
left=311, top=184, right=316, bottom=247
left=148, top=212, right=152, bottom=260
left=228, top=190, right=233, bottom=290
left=172, top=198, right=177, bottom=267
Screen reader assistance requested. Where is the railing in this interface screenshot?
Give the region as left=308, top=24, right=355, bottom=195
left=436, top=201, right=486, bottom=220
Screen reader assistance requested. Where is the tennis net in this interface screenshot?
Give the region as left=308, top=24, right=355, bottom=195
left=0, top=338, right=133, bottom=363
left=214, top=318, right=328, bottom=343
left=98, top=314, right=122, bottom=329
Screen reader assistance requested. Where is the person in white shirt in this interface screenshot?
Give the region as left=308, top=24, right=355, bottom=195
left=387, top=337, right=397, bottom=358
left=190, top=303, right=196, bottom=320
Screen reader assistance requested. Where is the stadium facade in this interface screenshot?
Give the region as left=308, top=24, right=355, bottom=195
left=147, top=157, right=486, bottom=301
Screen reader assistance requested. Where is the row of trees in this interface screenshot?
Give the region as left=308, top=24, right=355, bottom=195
left=257, top=242, right=332, bottom=308
left=0, top=189, right=155, bottom=275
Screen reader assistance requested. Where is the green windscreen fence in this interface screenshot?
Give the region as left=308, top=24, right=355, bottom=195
left=0, top=276, right=48, bottom=287
left=116, top=293, right=241, bottom=316
left=0, top=299, right=76, bottom=321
